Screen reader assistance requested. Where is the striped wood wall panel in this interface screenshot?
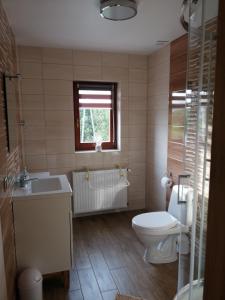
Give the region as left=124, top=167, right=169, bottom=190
left=168, top=34, right=188, bottom=184
left=0, top=1, right=22, bottom=299
left=184, top=17, right=217, bottom=276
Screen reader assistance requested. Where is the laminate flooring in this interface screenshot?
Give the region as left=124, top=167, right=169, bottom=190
left=44, top=211, right=178, bottom=300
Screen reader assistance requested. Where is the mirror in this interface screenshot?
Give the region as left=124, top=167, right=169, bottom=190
left=1, top=72, right=19, bottom=153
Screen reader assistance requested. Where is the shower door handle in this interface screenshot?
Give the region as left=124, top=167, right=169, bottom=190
left=177, top=174, right=191, bottom=204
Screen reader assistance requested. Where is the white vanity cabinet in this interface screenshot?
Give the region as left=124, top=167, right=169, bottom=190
left=13, top=174, right=73, bottom=278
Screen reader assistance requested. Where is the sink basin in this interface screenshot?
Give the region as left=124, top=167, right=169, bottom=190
left=31, top=177, right=62, bottom=193
left=13, top=173, right=72, bottom=199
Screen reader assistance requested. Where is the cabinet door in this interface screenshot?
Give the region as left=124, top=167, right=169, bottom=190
left=69, top=210, right=74, bottom=267
left=14, top=196, right=72, bottom=274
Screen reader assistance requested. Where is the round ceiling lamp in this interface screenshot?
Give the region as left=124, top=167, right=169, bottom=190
left=100, top=0, right=137, bottom=21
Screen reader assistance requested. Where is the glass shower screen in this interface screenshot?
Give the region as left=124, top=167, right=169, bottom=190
left=176, top=0, right=219, bottom=299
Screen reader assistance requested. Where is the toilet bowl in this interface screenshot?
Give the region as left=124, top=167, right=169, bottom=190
left=132, top=185, right=193, bottom=264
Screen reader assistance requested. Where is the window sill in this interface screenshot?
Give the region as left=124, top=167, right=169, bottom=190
left=75, top=149, right=121, bottom=154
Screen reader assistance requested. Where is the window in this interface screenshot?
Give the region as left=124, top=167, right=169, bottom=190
left=73, top=81, right=118, bottom=151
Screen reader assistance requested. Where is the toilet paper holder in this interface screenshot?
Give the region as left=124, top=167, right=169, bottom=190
left=161, top=173, right=173, bottom=188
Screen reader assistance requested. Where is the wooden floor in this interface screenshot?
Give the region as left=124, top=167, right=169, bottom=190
left=44, top=211, right=178, bottom=300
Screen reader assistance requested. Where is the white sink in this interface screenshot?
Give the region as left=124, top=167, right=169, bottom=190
left=13, top=173, right=72, bottom=199
left=31, top=177, right=62, bottom=193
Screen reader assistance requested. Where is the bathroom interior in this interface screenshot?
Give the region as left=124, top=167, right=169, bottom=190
left=0, top=0, right=224, bottom=299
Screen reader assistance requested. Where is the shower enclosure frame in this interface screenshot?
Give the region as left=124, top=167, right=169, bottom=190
left=204, top=0, right=225, bottom=298
left=176, top=0, right=224, bottom=298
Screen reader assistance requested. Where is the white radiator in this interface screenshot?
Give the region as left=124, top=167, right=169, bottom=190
left=73, top=169, right=129, bottom=214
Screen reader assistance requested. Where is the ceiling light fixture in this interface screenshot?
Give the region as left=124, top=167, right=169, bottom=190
left=100, top=0, right=137, bottom=21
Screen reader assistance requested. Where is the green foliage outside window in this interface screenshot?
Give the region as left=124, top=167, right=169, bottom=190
left=80, top=108, right=110, bottom=143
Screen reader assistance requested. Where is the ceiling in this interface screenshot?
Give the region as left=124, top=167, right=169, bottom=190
left=3, top=0, right=185, bottom=54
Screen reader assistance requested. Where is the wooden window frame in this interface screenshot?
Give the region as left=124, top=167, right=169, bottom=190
left=73, top=81, right=118, bottom=152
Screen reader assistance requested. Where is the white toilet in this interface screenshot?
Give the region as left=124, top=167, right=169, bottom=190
left=132, top=185, right=193, bottom=264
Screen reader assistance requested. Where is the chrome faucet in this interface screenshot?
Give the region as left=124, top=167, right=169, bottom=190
left=17, top=169, right=38, bottom=187
left=19, top=176, right=38, bottom=188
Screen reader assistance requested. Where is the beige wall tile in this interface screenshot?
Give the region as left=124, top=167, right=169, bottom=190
left=148, top=45, right=170, bottom=69
left=46, top=126, right=74, bottom=139
left=128, top=198, right=146, bottom=210
left=102, top=67, right=128, bottom=81
left=121, top=110, right=129, bottom=125
left=129, top=124, right=146, bottom=138
left=147, top=109, right=168, bottom=126
left=73, top=50, right=102, bottom=66
left=128, top=188, right=145, bottom=202
left=147, top=93, right=169, bottom=110
left=147, top=124, right=168, bottom=143
left=43, top=80, right=73, bottom=95
left=19, top=46, right=149, bottom=210
left=46, top=139, right=74, bottom=154
left=129, top=110, right=147, bottom=125
left=47, top=154, right=76, bottom=168
left=129, top=182, right=146, bottom=197
left=120, top=138, right=129, bottom=151
left=23, top=110, right=45, bottom=126
left=147, top=161, right=166, bottom=181
left=18, top=46, right=42, bottom=62
left=21, top=95, right=44, bottom=110
left=24, top=140, right=46, bottom=155
left=148, top=79, right=170, bottom=97
left=129, top=150, right=146, bottom=164
left=102, top=53, right=128, bottom=67
left=148, top=177, right=166, bottom=210
left=43, top=64, right=73, bottom=80
left=49, top=169, right=73, bottom=182
left=129, top=83, right=147, bottom=97
left=75, top=152, right=104, bottom=169
left=42, top=48, right=73, bottom=64
left=129, top=69, right=147, bottom=83
left=25, top=154, right=47, bottom=170
left=129, top=137, right=146, bottom=151
left=45, top=111, right=74, bottom=126
left=44, top=95, right=73, bottom=110
left=146, top=45, right=170, bottom=211
left=119, top=97, right=129, bottom=111
left=148, top=64, right=169, bottom=84
left=75, top=152, right=102, bottom=168
left=74, top=65, right=101, bottom=80
left=21, top=79, right=43, bottom=95
left=129, top=55, right=148, bottom=69
left=19, top=62, right=42, bottom=79
left=119, top=82, right=128, bottom=97
left=129, top=96, right=147, bottom=111
left=102, top=152, right=128, bottom=168
left=23, top=127, right=46, bottom=141
left=121, top=125, right=129, bottom=138
left=129, top=162, right=145, bottom=177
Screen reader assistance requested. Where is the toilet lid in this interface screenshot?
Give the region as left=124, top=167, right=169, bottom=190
left=132, top=211, right=178, bottom=231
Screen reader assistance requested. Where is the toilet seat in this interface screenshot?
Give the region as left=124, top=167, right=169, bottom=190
left=131, top=185, right=192, bottom=264
left=132, top=211, right=178, bottom=234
